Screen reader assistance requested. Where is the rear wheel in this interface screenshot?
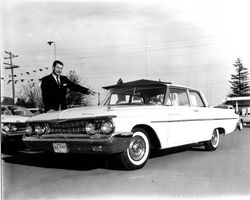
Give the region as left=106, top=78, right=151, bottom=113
left=118, top=128, right=151, bottom=170
left=204, top=129, right=220, bottom=151
left=237, top=120, right=244, bottom=131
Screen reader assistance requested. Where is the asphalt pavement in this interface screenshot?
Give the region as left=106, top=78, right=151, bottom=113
left=1, top=127, right=250, bottom=200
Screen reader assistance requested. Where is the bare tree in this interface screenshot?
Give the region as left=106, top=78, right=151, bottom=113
left=66, top=70, right=90, bottom=107
left=17, top=70, right=91, bottom=108
left=18, top=82, right=43, bottom=108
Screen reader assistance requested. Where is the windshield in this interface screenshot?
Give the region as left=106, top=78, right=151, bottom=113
left=6, top=106, right=33, bottom=117
left=104, top=85, right=166, bottom=106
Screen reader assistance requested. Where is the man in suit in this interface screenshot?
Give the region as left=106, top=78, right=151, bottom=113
left=41, top=60, right=94, bottom=112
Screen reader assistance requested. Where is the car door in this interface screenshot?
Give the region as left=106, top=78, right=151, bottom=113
left=166, top=87, right=201, bottom=147
left=187, top=89, right=210, bottom=142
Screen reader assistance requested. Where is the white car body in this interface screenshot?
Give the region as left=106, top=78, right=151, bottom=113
left=1, top=114, right=29, bottom=123
left=1, top=105, right=32, bottom=150
left=1, top=105, right=32, bottom=136
left=23, top=79, right=239, bottom=170
left=30, top=104, right=237, bottom=149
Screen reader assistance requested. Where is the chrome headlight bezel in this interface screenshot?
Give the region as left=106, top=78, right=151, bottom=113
left=101, top=120, right=114, bottom=135
left=34, top=125, right=46, bottom=135
left=25, top=125, right=33, bottom=135
left=26, top=123, right=50, bottom=136
left=85, top=122, right=96, bottom=135
left=2, top=124, right=10, bottom=132
left=1, top=123, right=18, bottom=132
left=10, top=124, right=17, bottom=132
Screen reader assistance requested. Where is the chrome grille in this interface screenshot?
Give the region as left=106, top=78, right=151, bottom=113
left=15, top=123, right=27, bottom=131
left=47, top=121, right=87, bottom=135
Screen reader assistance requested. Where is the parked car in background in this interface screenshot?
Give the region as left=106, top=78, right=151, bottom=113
left=27, top=107, right=44, bottom=115
left=21, top=79, right=239, bottom=170
left=222, top=96, right=250, bottom=128
left=212, top=104, right=243, bottom=130
left=241, top=107, right=250, bottom=126
left=218, top=95, right=250, bottom=129
left=223, top=96, right=250, bottom=113
left=1, top=105, right=33, bottom=153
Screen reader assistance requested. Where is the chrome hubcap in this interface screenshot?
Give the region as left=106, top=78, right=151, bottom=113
left=129, top=136, right=146, bottom=161
left=239, top=122, right=243, bottom=129
left=211, top=131, right=219, bottom=147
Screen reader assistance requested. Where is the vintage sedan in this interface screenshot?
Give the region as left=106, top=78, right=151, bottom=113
left=212, top=104, right=243, bottom=130
left=1, top=105, right=33, bottom=152
left=22, top=79, right=239, bottom=170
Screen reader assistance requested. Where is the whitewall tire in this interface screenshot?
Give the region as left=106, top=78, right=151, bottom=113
left=237, top=120, right=244, bottom=131
left=118, top=128, right=151, bottom=170
left=204, top=129, right=220, bottom=151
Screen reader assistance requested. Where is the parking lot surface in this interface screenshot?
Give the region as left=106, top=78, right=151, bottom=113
left=2, top=127, right=250, bottom=200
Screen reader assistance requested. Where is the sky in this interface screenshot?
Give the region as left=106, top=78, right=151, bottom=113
left=1, top=0, right=250, bottom=105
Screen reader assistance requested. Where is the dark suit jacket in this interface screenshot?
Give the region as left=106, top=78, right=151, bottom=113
left=41, top=74, right=90, bottom=112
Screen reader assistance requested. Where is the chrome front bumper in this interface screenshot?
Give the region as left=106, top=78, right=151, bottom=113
left=23, top=132, right=132, bottom=154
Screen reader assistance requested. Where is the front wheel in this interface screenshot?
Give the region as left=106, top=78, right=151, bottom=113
left=204, top=129, right=220, bottom=151
left=118, top=128, right=151, bottom=170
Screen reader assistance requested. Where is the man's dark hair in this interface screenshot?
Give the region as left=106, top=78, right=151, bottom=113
left=53, top=60, right=64, bottom=67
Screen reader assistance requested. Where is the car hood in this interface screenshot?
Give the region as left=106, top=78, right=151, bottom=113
left=27, top=106, right=114, bottom=122
left=1, top=115, right=30, bottom=123
left=26, top=105, right=167, bottom=123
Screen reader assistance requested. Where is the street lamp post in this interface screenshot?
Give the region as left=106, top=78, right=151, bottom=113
left=47, top=41, right=56, bottom=60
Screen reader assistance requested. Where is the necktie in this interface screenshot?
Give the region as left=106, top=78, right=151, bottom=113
left=56, top=76, right=61, bottom=88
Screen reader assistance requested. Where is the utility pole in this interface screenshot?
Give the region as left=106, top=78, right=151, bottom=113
left=4, top=51, right=19, bottom=105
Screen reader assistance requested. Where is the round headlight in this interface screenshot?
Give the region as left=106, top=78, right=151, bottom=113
left=85, top=123, right=96, bottom=135
left=25, top=125, right=33, bottom=135
left=10, top=125, right=17, bottom=132
left=101, top=120, right=113, bottom=135
left=2, top=124, right=10, bottom=132
left=34, top=125, right=46, bottom=135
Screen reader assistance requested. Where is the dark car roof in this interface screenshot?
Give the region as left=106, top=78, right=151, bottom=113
left=103, top=79, right=171, bottom=90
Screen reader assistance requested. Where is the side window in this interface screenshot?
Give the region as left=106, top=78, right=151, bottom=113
left=110, top=94, right=130, bottom=105
left=149, top=94, right=164, bottom=105
left=131, top=96, right=144, bottom=104
left=189, top=90, right=205, bottom=107
left=169, top=88, right=189, bottom=106
left=165, top=91, right=172, bottom=106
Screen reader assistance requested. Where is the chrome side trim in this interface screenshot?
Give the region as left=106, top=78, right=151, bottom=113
left=151, top=118, right=239, bottom=123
